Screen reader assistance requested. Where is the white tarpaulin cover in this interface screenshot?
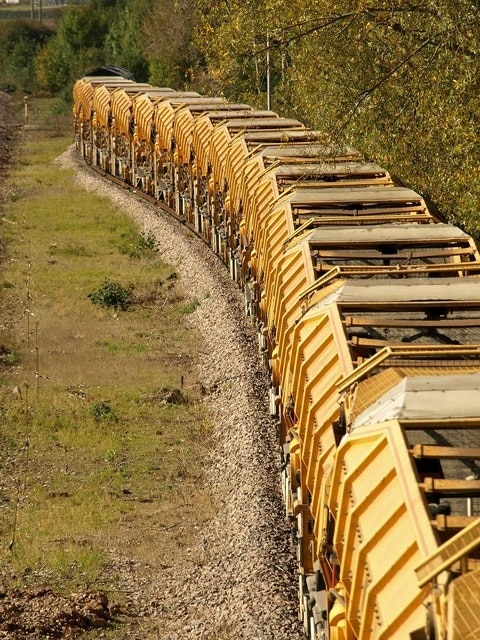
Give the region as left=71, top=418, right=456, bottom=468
left=351, top=372, right=480, bottom=428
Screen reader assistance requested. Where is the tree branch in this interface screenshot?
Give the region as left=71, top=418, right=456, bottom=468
left=334, top=35, right=435, bottom=136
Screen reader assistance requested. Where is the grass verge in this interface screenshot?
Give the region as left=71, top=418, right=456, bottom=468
left=0, top=99, right=211, bottom=606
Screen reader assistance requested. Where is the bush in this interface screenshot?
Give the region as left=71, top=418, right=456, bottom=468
left=88, top=279, right=134, bottom=310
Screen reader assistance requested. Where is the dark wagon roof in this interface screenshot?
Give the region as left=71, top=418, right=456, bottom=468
left=85, top=66, right=133, bottom=79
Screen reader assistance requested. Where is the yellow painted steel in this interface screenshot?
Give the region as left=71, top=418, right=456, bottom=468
left=192, top=115, right=215, bottom=178
left=75, top=73, right=480, bottom=640
left=266, top=240, right=316, bottom=381
left=111, top=89, right=137, bottom=138
left=73, top=79, right=92, bottom=120
left=446, top=568, right=480, bottom=639
left=328, top=419, right=438, bottom=639
left=284, top=302, right=353, bottom=481
left=133, top=93, right=157, bottom=144
left=173, top=107, right=196, bottom=166
left=92, top=85, right=113, bottom=130
left=416, top=517, right=480, bottom=587
left=153, top=100, right=176, bottom=153
left=224, top=134, right=250, bottom=216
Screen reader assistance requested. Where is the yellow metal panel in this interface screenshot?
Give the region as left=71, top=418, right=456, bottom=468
left=174, top=107, right=195, bottom=164
left=268, top=242, right=315, bottom=373
left=248, top=192, right=282, bottom=285
left=72, top=80, right=83, bottom=116
left=154, top=100, right=175, bottom=152
left=74, top=80, right=93, bottom=120
left=210, top=125, right=231, bottom=191
left=241, top=156, right=265, bottom=243
left=257, top=208, right=296, bottom=314
left=225, top=136, right=249, bottom=214
left=285, top=306, right=353, bottom=487
left=92, top=85, right=113, bottom=129
left=328, top=421, right=439, bottom=638
left=266, top=241, right=311, bottom=324
left=133, top=93, right=156, bottom=143
left=416, top=517, right=480, bottom=586
left=306, top=371, right=343, bottom=491
left=447, top=568, right=480, bottom=640
left=111, top=89, right=134, bottom=137
left=192, top=116, right=214, bottom=176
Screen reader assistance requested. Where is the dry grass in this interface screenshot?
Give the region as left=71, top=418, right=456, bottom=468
left=0, top=99, right=213, bottom=600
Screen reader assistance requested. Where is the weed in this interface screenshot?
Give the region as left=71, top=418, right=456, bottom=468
left=90, top=402, right=118, bottom=423
left=118, top=231, right=157, bottom=258
left=88, top=280, right=134, bottom=310
left=0, top=346, right=18, bottom=366
left=180, top=299, right=200, bottom=315
left=104, top=448, right=118, bottom=462
left=139, top=231, right=156, bottom=251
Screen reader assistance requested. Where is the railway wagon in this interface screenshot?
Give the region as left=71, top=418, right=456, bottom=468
left=266, top=221, right=480, bottom=381
left=73, top=76, right=136, bottom=160
left=328, top=369, right=480, bottom=640
left=172, top=110, right=307, bottom=248
left=282, top=277, right=480, bottom=637
left=247, top=186, right=436, bottom=326
left=200, top=132, right=335, bottom=276
left=231, top=143, right=349, bottom=240
left=73, top=73, right=480, bottom=640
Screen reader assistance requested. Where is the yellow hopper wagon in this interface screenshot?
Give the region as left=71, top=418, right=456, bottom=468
left=74, top=70, right=480, bottom=640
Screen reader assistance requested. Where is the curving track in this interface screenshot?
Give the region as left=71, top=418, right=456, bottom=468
left=58, top=145, right=304, bottom=640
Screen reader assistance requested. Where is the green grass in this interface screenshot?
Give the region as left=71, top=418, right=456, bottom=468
left=0, top=97, right=210, bottom=595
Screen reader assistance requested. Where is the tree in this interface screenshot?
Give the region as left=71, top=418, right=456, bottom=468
left=142, top=0, right=202, bottom=88
left=35, top=0, right=121, bottom=94
left=0, top=20, right=53, bottom=92
left=194, top=0, right=480, bottom=234
left=104, top=0, right=151, bottom=81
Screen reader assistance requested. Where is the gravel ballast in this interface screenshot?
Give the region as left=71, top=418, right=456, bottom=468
left=56, top=146, right=304, bottom=640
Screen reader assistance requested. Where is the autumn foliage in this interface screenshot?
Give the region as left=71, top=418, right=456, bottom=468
left=5, top=0, right=478, bottom=235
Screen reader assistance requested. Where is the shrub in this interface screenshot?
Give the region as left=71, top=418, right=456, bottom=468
left=88, top=280, right=134, bottom=310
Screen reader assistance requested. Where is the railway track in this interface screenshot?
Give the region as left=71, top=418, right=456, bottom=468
left=61, top=144, right=304, bottom=640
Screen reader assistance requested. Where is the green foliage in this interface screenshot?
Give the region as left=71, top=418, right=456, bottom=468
left=0, top=346, right=18, bottom=367
left=104, top=0, right=151, bottom=81
left=118, top=231, right=156, bottom=258
left=90, top=401, right=119, bottom=422
left=35, top=1, right=121, bottom=93
left=180, top=298, right=200, bottom=315
left=0, top=19, right=53, bottom=92
left=193, top=0, right=480, bottom=235
left=143, top=0, right=202, bottom=87
left=88, top=279, right=134, bottom=310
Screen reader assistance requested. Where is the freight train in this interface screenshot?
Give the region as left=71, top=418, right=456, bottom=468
left=73, top=70, right=480, bottom=640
